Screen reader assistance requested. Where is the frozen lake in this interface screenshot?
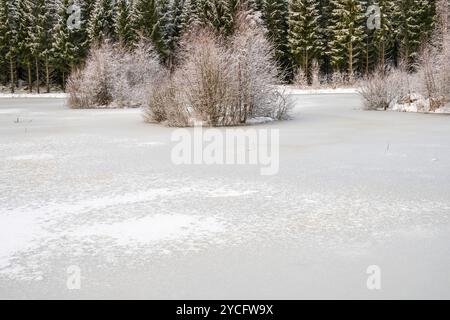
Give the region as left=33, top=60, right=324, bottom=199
left=1, top=95, right=450, bottom=299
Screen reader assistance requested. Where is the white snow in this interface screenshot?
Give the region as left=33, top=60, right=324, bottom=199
left=0, top=93, right=67, bottom=99
left=7, top=154, right=55, bottom=161
left=72, top=214, right=226, bottom=245
left=136, top=141, right=166, bottom=147
left=435, top=104, right=450, bottom=114
left=280, top=85, right=359, bottom=95
left=0, top=214, right=48, bottom=269
left=246, top=117, right=274, bottom=125
left=0, top=108, right=23, bottom=114
left=389, top=93, right=430, bottom=113
left=1, top=95, right=450, bottom=298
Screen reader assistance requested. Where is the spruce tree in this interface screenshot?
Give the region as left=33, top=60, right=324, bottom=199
left=52, top=0, right=80, bottom=89
left=328, top=0, right=366, bottom=76
left=0, top=0, right=18, bottom=92
left=210, top=0, right=235, bottom=35
left=261, top=0, right=291, bottom=75
left=394, top=0, right=434, bottom=66
left=16, top=0, right=34, bottom=92
left=163, top=0, right=184, bottom=68
left=87, top=0, right=115, bottom=45
left=134, top=0, right=165, bottom=56
left=29, top=0, right=53, bottom=93
left=180, top=0, right=200, bottom=32
left=288, top=0, right=322, bottom=81
left=370, top=0, right=395, bottom=68
left=114, top=0, right=136, bottom=48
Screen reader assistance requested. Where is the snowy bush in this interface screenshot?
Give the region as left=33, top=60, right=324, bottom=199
left=111, top=42, right=164, bottom=107
left=67, top=42, right=115, bottom=108
left=176, top=28, right=239, bottom=126
left=417, top=35, right=450, bottom=110
left=143, top=77, right=191, bottom=127
left=143, top=11, right=289, bottom=127
left=293, top=68, right=308, bottom=88
left=359, top=67, right=411, bottom=110
left=330, top=71, right=347, bottom=89
left=67, top=41, right=163, bottom=109
left=231, top=11, right=290, bottom=121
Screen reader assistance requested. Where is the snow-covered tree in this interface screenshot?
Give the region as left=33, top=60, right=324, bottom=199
left=261, top=0, right=291, bottom=74
left=134, top=0, right=165, bottom=55
left=16, top=0, right=34, bottom=92
left=288, top=0, right=322, bottom=81
left=29, top=0, right=53, bottom=93
left=87, top=0, right=115, bottom=45
left=52, top=0, right=81, bottom=89
left=0, top=0, right=18, bottom=92
left=328, top=0, right=366, bottom=76
left=394, top=0, right=434, bottom=66
left=371, top=0, right=395, bottom=68
left=114, top=0, right=136, bottom=48
left=162, top=0, right=184, bottom=68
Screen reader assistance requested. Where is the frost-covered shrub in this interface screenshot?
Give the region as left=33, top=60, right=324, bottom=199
left=330, top=71, right=347, bottom=89
left=359, top=66, right=411, bottom=110
left=67, top=41, right=163, bottom=109
left=293, top=68, right=308, bottom=88
left=293, top=59, right=320, bottom=88
left=67, top=42, right=115, bottom=108
left=143, top=78, right=191, bottom=127
left=111, top=42, right=164, bottom=107
left=177, top=28, right=238, bottom=126
left=143, top=10, right=289, bottom=127
left=417, top=35, right=450, bottom=110
left=231, top=10, right=289, bottom=121
left=310, top=60, right=321, bottom=88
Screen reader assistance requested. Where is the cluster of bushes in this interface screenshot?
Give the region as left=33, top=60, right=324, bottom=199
left=360, top=34, right=450, bottom=112
left=67, top=11, right=290, bottom=127
left=144, top=13, right=289, bottom=127
left=67, top=41, right=165, bottom=109
left=293, top=63, right=361, bottom=90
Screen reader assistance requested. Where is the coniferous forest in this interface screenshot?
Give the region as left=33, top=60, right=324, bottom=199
left=0, top=0, right=441, bottom=92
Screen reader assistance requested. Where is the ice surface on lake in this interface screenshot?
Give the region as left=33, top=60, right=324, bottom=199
left=1, top=95, right=450, bottom=299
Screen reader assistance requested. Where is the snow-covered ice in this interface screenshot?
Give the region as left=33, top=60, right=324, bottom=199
left=1, top=95, right=450, bottom=299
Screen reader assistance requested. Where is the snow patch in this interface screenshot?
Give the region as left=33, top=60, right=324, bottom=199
left=136, top=141, right=166, bottom=147
left=72, top=214, right=226, bottom=245
left=435, top=104, right=450, bottom=114
left=0, top=93, right=67, bottom=99
left=0, top=108, right=23, bottom=114
left=389, top=93, right=430, bottom=112
left=7, top=153, right=55, bottom=161
left=280, top=86, right=359, bottom=95
left=206, top=189, right=258, bottom=198
left=0, top=214, right=49, bottom=269
left=246, top=117, right=274, bottom=125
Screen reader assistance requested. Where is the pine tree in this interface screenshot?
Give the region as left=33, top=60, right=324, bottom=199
left=316, top=0, right=333, bottom=79
left=210, top=0, right=235, bottom=35
left=52, top=0, right=80, bottom=89
left=29, top=0, right=53, bottom=93
left=0, top=0, right=18, bottom=92
left=16, top=0, right=35, bottom=92
left=134, top=0, right=165, bottom=56
left=79, top=0, right=96, bottom=57
left=328, top=0, right=366, bottom=76
left=288, top=0, right=322, bottom=81
left=163, top=0, right=184, bottom=68
left=158, top=0, right=173, bottom=59
left=370, top=0, right=395, bottom=68
left=87, top=0, right=115, bottom=45
left=261, top=0, right=291, bottom=75
left=394, top=0, right=434, bottom=66
left=114, top=0, right=136, bottom=48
